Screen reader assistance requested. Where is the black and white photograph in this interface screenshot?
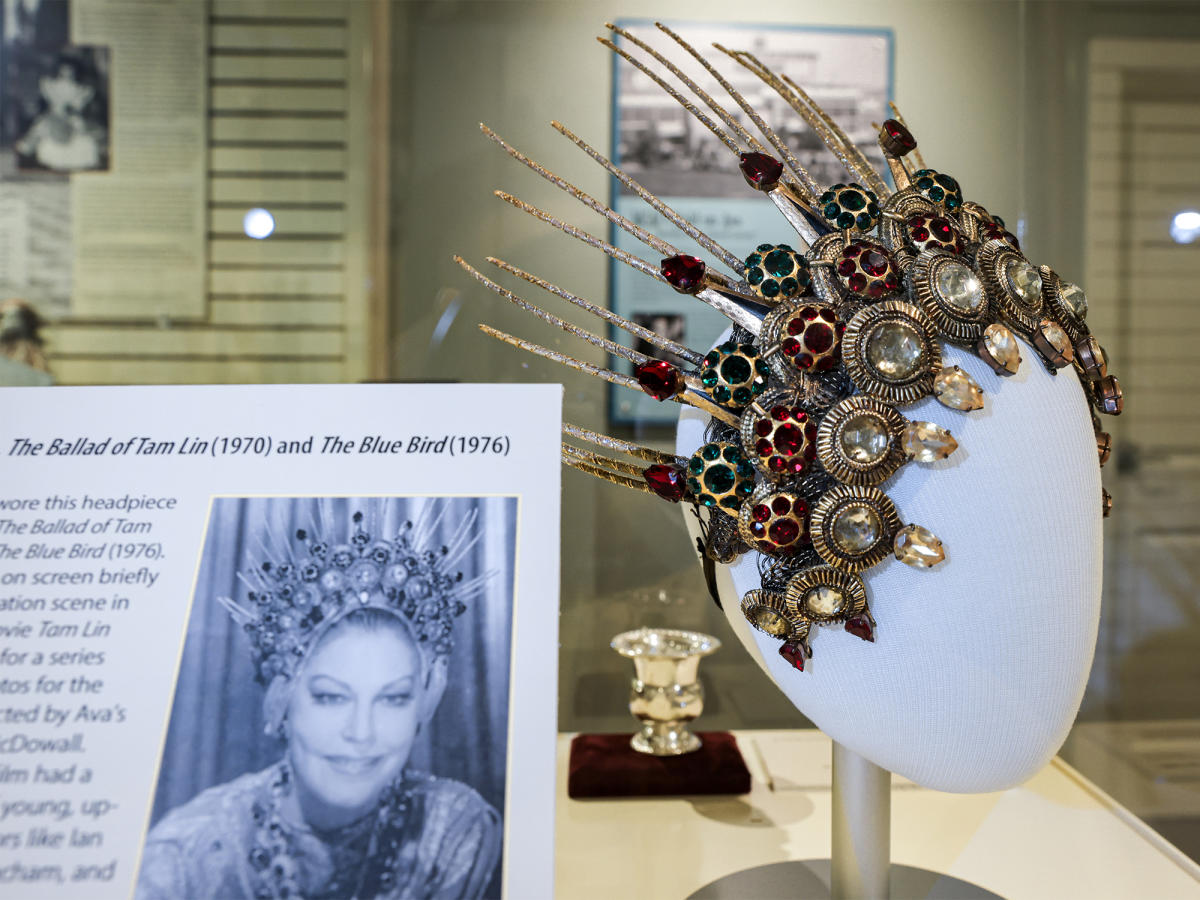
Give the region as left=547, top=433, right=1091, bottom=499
left=9, top=45, right=110, bottom=173
left=633, top=311, right=688, bottom=365
left=138, top=495, right=517, bottom=900
left=614, top=22, right=890, bottom=198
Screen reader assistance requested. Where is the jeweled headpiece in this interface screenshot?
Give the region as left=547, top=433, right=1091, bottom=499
left=458, top=23, right=1120, bottom=672
left=221, top=501, right=489, bottom=683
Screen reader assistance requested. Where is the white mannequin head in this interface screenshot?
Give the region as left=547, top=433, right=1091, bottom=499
left=679, top=334, right=1102, bottom=793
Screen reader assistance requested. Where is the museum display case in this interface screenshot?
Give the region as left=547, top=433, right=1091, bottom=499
left=4, top=1, right=1200, bottom=897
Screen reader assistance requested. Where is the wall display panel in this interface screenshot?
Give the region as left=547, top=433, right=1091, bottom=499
left=34, top=0, right=382, bottom=387
left=608, top=21, right=891, bottom=424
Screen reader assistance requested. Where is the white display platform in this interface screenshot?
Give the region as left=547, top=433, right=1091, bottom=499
left=555, top=730, right=1200, bottom=899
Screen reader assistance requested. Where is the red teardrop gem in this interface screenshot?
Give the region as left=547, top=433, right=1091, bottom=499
left=844, top=615, right=875, bottom=642
left=880, top=118, right=917, bottom=156
left=660, top=254, right=707, bottom=293
left=739, top=151, right=784, bottom=190
left=634, top=359, right=683, bottom=401
left=643, top=465, right=686, bottom=502
left=779, top=640, right=807, bottom=670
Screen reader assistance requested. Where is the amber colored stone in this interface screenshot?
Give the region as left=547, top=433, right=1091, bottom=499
left=1102, top=488, right=1113, bottom=518
left=635, top=359, right=684, bottom=400
left=779, top=640, right=807, bottom=671
left=977, top=323, right=1021, bottom=376
left=740, top=151, right=784, bottom=190
left=660, top=254, right=707, bottom=293
left=1097, top=431, right=1112, bottom=467
left=1093, top=375, right=1123, bottom=416
left=894, top=524, right=945, bottom=568
left=901, top=421, right=957, bottom=462
left=1075, top=336, right=1107, bottom=380
left=879, top=118, right=916, bottom=157
left=643, top=465, right=686, bottom=502
left=844, top=615, right=875, bottom=642
left=1032, top=319, right=1073, bottom=368
left=933, top=366, right=984, bottom=411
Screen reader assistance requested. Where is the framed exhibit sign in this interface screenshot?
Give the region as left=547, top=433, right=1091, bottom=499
left=608, top=21, right=892, bottom=424
left=0, top=382, right=561, bottom=899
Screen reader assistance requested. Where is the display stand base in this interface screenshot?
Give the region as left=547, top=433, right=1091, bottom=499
left=567, top=732, right=751, bottom=798
left=687, top=860, right=1001, bottom=899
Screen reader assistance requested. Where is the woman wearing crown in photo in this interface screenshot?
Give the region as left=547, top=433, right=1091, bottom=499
left=137, top=499, right=503, bottom=900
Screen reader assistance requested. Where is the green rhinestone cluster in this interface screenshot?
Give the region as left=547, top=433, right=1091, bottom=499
left=819, top=183, right=881, bottom=232
left=912, top=169, right=962, bottom=211
left=700, top=341, right=770, bottom=409
left=743, top=243, right=812, bottom=302
left=686, top=442, right=757, bottom=511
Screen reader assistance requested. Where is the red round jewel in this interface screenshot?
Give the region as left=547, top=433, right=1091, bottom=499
left=778, top=308, right=842, bottom=373
left=769, top=519, right=800, bottom=544
left=634, top=359, right=684, bottom=401
left=982, top=222, right=1019, bottom=250
left=773, top=424, right=805, bottom=456
left=747, top=490, right=807, bottom=554
left=907, top=214, right=963, bottom=255
left=837, top=241, right=901, bottom=299
left=747, top=405, right=818, bottom=475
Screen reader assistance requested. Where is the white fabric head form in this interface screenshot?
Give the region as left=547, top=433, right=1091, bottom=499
left=678, top=336, right=1102, bottom=793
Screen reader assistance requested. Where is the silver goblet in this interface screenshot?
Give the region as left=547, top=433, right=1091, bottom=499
left=611, top=627, right=721, bottom=756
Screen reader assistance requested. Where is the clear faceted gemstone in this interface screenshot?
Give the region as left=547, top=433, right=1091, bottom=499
left=832, top=504, right=881, bottom=553
left=933, top=366, right=984, bottom=411
left=1060, top=282, right=1088, bottom=319
left=983, top=323, right=1021, bottom=374
left=840, top=413, right=890, bottom=463
left=750, top=606, right=790, bottom=637
left=935, top=262, right=984, bottom=313
left=866, top=321, right=924, bottom=380
left=803, top=584, right=847, bottom=617
left=1004, top=258, right=1042, bottom=307
left=894, top=524, right=945, bottom=568
left=901, top=421, right=958, bottom=462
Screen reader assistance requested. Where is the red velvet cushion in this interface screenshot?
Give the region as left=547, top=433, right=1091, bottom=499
left=567, top=732, right=751, bottom=798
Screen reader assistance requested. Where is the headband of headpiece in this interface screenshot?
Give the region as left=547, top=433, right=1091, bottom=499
left=221, top=501, right=490, bottom=683
left=457, top=23, right=1120, bottom=672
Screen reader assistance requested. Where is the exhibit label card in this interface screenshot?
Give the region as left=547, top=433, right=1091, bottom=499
left=0, top=384, right=561, bottom=900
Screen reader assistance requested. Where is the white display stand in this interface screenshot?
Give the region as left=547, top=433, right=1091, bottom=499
left=554, top=730, right=1200, bottom=899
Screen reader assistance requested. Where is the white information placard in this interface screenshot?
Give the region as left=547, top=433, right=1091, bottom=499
left=0, top=383, right=561, bottom=900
